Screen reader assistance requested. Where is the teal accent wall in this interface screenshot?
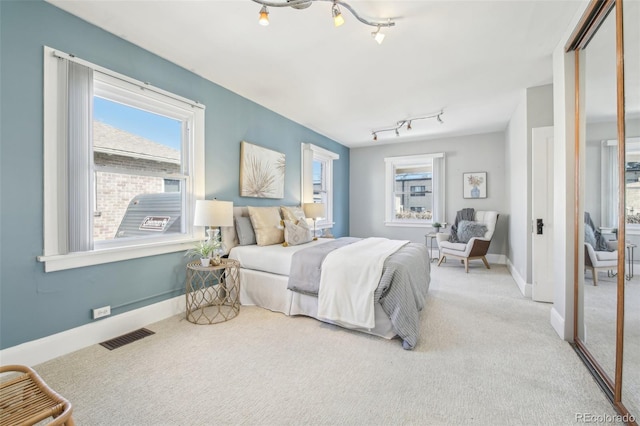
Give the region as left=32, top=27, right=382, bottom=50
left=0, top=1, right=349, bottom=350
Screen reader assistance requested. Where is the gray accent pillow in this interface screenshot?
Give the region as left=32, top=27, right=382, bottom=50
left=234, top=216, right=257, bottom=246
left=584, top=224, right=597, bottom=248
left=457, top=220, right=488, bottom=243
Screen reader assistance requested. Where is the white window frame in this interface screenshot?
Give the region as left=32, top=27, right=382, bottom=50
left=301, top=143, right=339, bottom=229
left=38, top=47, right=205, bottom=272
left=601, top=139, right=619, bottom=231
left=605, top=138, right=640, bottom=235
left=384, top=153, right=445, bottom=227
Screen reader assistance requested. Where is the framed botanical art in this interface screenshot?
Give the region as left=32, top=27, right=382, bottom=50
left=463, top=172, right=487, bottom=199
left=240, top=141, right=285, bottom=199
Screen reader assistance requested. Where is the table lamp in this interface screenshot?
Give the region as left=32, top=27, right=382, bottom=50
left=194, top=199, right=234, bottom=243
left=303, top=202, right=325, bottom=240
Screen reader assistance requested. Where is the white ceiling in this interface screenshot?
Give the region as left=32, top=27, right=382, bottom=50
left=46, top=0, right=587, bottom=148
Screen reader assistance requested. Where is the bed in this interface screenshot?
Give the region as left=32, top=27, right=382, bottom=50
left=222, top=206, right=430, bottom=349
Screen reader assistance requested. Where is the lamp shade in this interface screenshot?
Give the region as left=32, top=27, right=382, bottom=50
left=194, top=200, right=234, bottom=227
left=303, top=202, right=325, bottom=219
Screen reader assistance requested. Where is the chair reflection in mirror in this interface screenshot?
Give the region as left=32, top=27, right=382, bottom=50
left=584, top=212, right=617, bottom=286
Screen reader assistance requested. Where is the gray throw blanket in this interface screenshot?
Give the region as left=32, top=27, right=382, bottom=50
left=288, top=237, right=360, bottom=296
left=584, top=212, right=614, bottom=252
left=375, top=242, right=430, bottom=349
left=287, top=238, right=430, bottom=350
left=449, top=208, right=475, bottom=243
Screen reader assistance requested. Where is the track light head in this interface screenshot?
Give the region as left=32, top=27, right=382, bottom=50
left=332, top=2, right=345, bottom=27
left=407, top=121, right=412, bottom=130
left=372, top=132, right=377, bottom=141
left=395, top=129, right=399, bottom=137
left=437, top=114, right=443, bottom=124
left=259, top=5, right=270, bottom=26
left=372, top=26, right=385, bottom=44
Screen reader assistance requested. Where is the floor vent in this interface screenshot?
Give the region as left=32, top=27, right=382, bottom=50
left=99, top=328, right=155, bottom=350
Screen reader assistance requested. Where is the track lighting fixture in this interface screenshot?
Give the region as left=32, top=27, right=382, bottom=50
left=252, top=0, right=395, bottom=36
left=371, top=111, right=445, bottom=141
left=259, top=5, right=270, bottom=26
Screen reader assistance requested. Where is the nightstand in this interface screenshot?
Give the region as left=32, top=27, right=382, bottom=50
left=425, top=233, right=438, bottom=262
left=185, top=259, right=240, bottom=324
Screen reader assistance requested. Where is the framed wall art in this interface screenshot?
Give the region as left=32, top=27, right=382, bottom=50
left=463, top=172, right=487, bottom=199
left=240, top=141, right=285, bottom=199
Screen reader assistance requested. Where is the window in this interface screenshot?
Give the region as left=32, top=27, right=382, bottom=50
left=164, top=179, right=181, bottom=193
left=92, top=94, right=185, bottom=244
left=384, top=153, right=445, bottom=226
left=601, top=138, right=640, bottom=234
left=302, top=143, right=339, bottom=230
left=410, top=185, right=427, bottom=197
left=39, top=47, right=205, bottom=272
left=623, top=139, right=640, bottom=233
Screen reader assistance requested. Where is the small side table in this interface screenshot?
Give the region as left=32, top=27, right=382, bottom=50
left=185, top=259, right=240, bottom=324
left=425, top=233, right=438, bottom=262
left=626, top=243, right=636, bottom=280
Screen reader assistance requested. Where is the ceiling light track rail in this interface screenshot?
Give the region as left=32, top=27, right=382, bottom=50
left=372, top=111, right=444, bottom=141
left=251, top=0, right=396, bottom=28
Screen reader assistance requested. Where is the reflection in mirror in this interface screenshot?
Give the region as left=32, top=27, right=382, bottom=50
left=622, top=0, right=640, bottom=418
left=580, top=5, right=618, bottom=382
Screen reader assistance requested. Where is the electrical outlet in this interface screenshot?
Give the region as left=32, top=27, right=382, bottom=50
left=92, top=305, right=111, bottom=319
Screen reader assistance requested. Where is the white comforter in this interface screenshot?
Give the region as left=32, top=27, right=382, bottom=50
left=317, top=237, right=409, bottom=329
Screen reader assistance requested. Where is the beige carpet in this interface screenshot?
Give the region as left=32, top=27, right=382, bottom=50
left=33, top=262, right=619, bottom=425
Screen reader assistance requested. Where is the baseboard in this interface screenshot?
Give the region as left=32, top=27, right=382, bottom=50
left=0, top=295, right=185, bottom=367
left=506, top=259, right=532, bottom=298
left=550, top=306, right=568, bottom=341
left=486, top=253, right=507, bottom=265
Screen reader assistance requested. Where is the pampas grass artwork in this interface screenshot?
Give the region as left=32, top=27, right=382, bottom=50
left=240, top=141, right=285, bottom=198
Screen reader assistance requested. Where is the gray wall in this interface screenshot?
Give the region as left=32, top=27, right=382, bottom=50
left=506, top=91, right=528, bottom=281
left=349, top=132, right=508, bottom=257
left=0, top=0, right=349, bottom=350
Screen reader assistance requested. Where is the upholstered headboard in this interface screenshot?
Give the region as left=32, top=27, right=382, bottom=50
left=221, top=205, right=306, bottom=253
left=220, top=206, right=250, bottom=254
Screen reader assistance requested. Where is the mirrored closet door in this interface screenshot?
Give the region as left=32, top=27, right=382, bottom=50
left=579, top=2, right=618, bottom=383
left=570, top=0, right=639, bottom=422
left=622, top=0, right=640, bottom=418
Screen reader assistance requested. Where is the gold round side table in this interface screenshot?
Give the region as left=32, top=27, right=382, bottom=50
left=185, top=258, right=240, bottom=324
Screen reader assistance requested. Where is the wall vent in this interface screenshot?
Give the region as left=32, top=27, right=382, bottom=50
left=99, top=328, right=155, bottom=350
